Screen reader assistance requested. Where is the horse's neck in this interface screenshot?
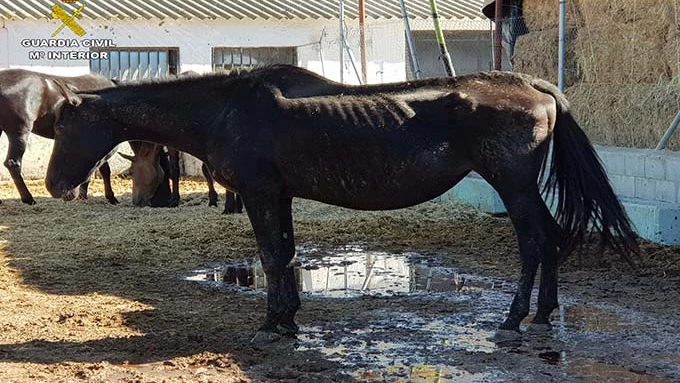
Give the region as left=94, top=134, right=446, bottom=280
left=103, top=96, right=207, bottom=157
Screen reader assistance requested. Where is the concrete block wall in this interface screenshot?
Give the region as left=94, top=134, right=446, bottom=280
left=597, top=146, right=680, bottom=205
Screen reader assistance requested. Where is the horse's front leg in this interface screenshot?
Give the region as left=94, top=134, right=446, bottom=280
left=241, top=191, right=300, bottom=343
left=167, top=148, right=181, bottom=207
left=4, top=130, right=35, bottom=205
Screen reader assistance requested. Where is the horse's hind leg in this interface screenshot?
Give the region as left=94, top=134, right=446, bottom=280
left=497, top=188, right=557, bottom=331
left=97, top=162, right=119, bottom=204
left=4, top=130, right=35, bottom=204
left=532, top=213, right=561, bottom=327
left=481, top=162, right=559, bottom=333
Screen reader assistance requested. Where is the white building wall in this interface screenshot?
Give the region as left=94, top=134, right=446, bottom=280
left=0, top=17, right=408, bottom=182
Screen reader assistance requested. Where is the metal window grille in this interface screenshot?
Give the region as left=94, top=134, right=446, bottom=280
left=90, top=47, right=179, bottom=81
left=212, top=46, right=297, bottom=72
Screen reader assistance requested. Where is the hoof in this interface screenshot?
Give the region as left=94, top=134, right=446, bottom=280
left=527, top=323, right=552, bottom=335
left=251, top=330, right=283, bottom=345
left=277, top=322, right=299, bottom=337
left=107, top=197, right=120, bottom=205
left=22, top=198, right=37, bottom=205
left=491, top=329, right=523, bottom=347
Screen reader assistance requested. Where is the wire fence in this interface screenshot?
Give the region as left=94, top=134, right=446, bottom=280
left=502, top=0, right=680, bottom=150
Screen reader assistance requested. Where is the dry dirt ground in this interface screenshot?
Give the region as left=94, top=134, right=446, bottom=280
left=0, top=177, right=679, bottom=383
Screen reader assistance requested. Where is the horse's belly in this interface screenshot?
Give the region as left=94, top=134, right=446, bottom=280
left=288, top=160, right=470, bottom=210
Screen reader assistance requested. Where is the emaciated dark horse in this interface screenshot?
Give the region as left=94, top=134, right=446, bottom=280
left=45, top=65, right=639, bottom=342
left=0, top=69, right=118, bottom=204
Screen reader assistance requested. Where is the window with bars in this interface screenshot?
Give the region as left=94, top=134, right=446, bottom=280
left=212, top=46, right=297, bottom=72
left=90, top=47, right=179, bottom=81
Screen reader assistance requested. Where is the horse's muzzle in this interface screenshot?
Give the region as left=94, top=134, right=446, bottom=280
left=45, top=178, right=77, bottom=200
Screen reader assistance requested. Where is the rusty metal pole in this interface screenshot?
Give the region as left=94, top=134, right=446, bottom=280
left=358, top=0, right=368, bottom=83
left=493, top=0, right=503, bottom=70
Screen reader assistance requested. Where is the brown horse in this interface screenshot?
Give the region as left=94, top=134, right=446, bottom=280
left=45, top=65, right=639, bottom=342
left=0, top=69, right=118, bottom=204
left=120, top=141, right=243, bottom=212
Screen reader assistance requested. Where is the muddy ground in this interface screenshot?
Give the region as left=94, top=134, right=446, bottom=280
left=0, top=178, right=679, bottom=383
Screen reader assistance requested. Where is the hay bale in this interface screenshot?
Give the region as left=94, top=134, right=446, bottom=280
left=512, top=27, right=579, bottom=86
left=579, top=0, right=677, bottom=32
left=522, top=0, right=584, bottom=31
left=666, top=35, right=680, bottom=79
left=573, top=22, right=671, bottom=84
left=565, top=82, right=680, bottom=149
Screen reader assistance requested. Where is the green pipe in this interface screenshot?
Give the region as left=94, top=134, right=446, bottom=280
left=429, top=0, right=455, bottom=76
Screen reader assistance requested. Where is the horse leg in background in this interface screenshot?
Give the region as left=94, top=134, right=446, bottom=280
left=201, top=163, right=218, bottom=207
left=167, top=148, right=181, bottom=207
left=0, top=131, right=2, bottom=204
left=224, top=192, right=244, bottom=214
left=3, top=129, right=35, bottom=204
left=74, top=162, right=117, bottom=204
left=98, top=162, right=119, bottom=204
left=241, top=184, right=300, bottom=343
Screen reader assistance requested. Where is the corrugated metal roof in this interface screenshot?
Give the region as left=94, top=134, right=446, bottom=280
left=0, top=0, right=486, bottom=21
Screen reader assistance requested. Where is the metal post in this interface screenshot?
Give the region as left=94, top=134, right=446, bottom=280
left=399, top=0, right=422, bottom=79
left=358, top=0, right=368, bottom=83
left=493, top=0, right=503, bottom=70
left=429, top=0, right=455, bottom=76
left=558, top=0, right=566, bottom=91
left=655, top=110, right=680, bottom=150
left=339, top=0, right=345, bottom=83
left=343, top=31, right=364, bottom=84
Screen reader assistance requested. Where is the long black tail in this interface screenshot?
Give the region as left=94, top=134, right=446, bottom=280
left=532, top=79, right=640, bottom=265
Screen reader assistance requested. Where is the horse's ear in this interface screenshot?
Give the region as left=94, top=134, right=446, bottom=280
left=51, top=79, right=82, bottom=107
left=118, top=152, right=136, bottom=162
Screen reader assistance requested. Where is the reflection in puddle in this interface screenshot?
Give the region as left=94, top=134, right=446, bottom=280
left=297, top=319, right=501, bottom=383
left=185, top=245, right=510, bottom=298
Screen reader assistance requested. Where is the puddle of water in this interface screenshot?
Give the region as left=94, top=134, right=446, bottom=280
left=354, top=363, right=495, bottom=382
left=570, top=358, right=675, bottom=383
left=297, top=320, right=501, bottom=383
left=561, top=304, right=640, bottom=333
left=185, top=245, right=510, bottom=298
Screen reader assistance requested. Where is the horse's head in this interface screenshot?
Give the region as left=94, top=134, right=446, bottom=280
left=120, top=142, right=168, bottom=206
left=46, top=92, right=118, bottom=200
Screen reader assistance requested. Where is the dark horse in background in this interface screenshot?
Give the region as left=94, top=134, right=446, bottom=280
left=119, top=141, right=243, bottom=213
left=45, top=65, right=639, bottom=342
left=0, top=69, right=118, bottom=204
